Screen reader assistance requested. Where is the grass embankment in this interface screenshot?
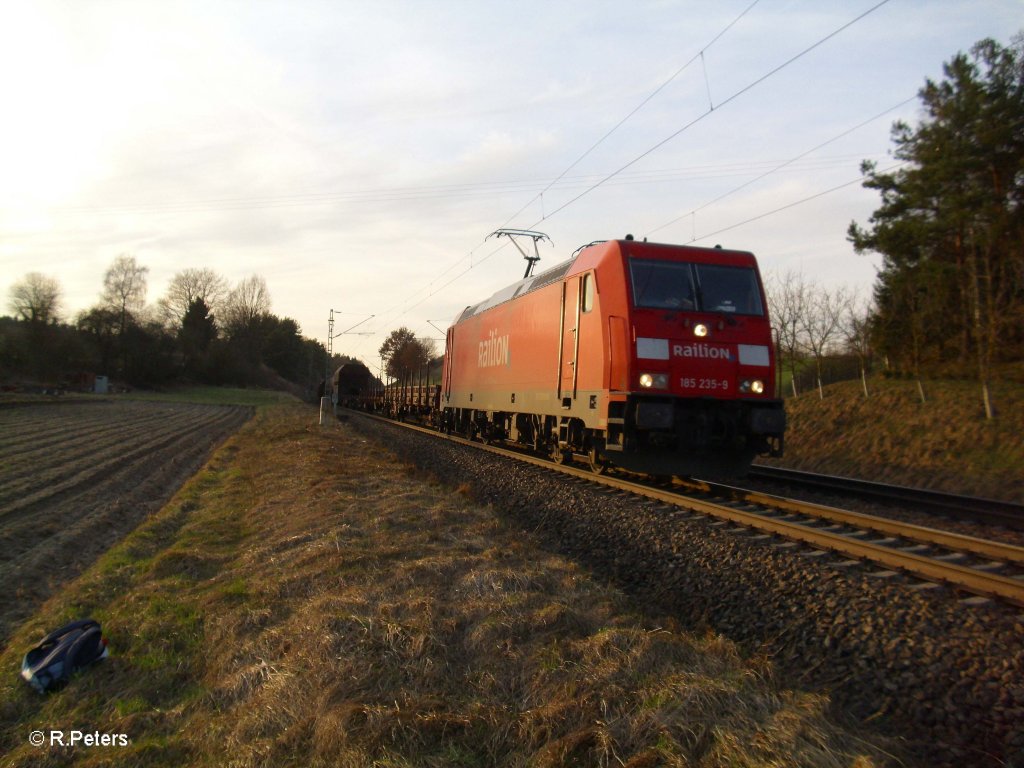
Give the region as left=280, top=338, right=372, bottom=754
left=763, top=377, right=1024, bottom=502
left=0, top=404, right=897, bottom=766
left=0, top=386, right=298, bottom=409
left=122, top=386, right=300, bottom=407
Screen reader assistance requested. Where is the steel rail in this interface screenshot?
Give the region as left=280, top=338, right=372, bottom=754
left=676, top=478, right=1024, bottom=566
left=346, top=410, right=1024, bottom=608
left=748, top=464, right=1024, bottom=530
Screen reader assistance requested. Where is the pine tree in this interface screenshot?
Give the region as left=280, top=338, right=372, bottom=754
left=849, top=36, right=1024, bottom=418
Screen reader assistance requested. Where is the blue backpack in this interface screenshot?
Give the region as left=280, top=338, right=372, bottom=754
left=20, top=619, right=108, bottom=693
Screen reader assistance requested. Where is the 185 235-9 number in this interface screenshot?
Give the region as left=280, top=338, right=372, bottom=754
left=680, top=377, right=729, bottom=391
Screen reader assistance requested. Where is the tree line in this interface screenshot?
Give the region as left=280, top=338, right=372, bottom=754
left=848, top=35, right=1024, bottom=417
left=3, top=256, right=327, bottom=399
left=7, top=37, right=1018, bottom=413
left=766, top=35, right=1022, bottom=417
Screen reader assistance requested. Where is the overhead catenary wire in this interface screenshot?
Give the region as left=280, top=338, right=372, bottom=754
left=349, top=0, right=768, bottom=354
left=688, top=160, right=908, bottom=244
left=519, top=0, right=894, bottom=231
left=496, top=0, right=762, bottom=229
left=339, top=0, right=895, bottom=362
left=446, top=0, right=896, bottom=268
left=644, top=93, right=918, bottom=239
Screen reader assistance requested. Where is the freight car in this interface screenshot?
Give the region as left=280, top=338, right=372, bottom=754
left=332, top=362, right=378, bottom=410
left=438, top=236, right=784, bottom=477
left=383, top=383, right=441, bottom=421
left=332, top=362, right=438, bottom=417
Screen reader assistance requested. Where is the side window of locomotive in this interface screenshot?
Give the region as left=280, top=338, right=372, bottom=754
left=581, top=273, right=594, bottom=313
left=629, top=260, right=696, bottom=310
left=694, top=265, right=764, bottom=316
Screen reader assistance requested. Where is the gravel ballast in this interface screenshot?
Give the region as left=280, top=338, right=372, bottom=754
left=351, top=414, right=1024, bottom=767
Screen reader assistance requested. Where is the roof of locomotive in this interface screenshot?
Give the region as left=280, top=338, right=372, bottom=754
left=452, top=257, right=576, bottom=325
left=451, top=239, right=757, bottom=326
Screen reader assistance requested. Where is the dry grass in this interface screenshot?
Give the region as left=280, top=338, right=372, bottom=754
left=763, top=377, right=1024, bottom=502
left=0, top=404, right=901, bottom=767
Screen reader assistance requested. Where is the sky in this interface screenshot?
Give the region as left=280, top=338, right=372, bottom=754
left=1, top=0, right=1021, bottom=371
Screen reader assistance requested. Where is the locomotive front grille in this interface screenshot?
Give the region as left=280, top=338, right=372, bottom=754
left=635, top=400, right=673, bottom=429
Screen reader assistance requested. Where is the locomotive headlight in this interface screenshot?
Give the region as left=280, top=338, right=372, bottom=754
left=740, top=379, right=766, bottom=394
left=639, top=373, right=668, bottom=389
left=694, top=323, right=709, bottom=338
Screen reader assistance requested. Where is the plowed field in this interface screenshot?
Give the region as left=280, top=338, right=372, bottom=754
left=0, top=399, right=252, bottom=644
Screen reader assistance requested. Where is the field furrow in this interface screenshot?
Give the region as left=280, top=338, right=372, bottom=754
left=0, top=405, right=218, bottom=482
left=0, top=409, right=246, bottom=560
left=0, top=407, right=174, bottom=474
left=0, top=406, right=245, bottom=518
left=0, top=403, right=124, bottom=447
left=0, top=404, right=221, bottom=488
left=0, top=400, right=253, bottom=642
left=0, top=401, right=170, bottom=442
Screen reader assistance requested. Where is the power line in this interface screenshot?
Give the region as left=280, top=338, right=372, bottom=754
left=688, top=160, right=907, bottom=243
left=343, top=1, right=771, bottom=361
left=338, top=1, right=895, bottom=362
left=46, top=155, right=880, bottom=218
left=497, top=0, right=763, bottom=229
left=522, top=0, right=894, bottom=229
left=644, top=94, right=918, bottom=239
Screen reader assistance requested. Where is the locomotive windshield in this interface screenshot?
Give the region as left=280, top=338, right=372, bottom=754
left=629, top=259, right=764, bottom=316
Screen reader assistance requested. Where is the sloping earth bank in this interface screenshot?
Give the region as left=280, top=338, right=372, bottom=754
left=759, top=378, right=1024, bottom=503
left=350, top=415, right=1024, bottom=767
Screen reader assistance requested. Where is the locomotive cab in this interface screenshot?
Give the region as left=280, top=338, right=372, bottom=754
left=606, top=241, right=785, bottom=476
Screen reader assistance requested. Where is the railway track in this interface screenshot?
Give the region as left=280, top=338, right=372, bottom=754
left=348, top=409, right=1024, bottom=609
left=749, top=464, right=1024, bottom=530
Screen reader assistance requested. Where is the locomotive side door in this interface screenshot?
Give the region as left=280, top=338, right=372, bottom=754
left=558, top=276, right=582, bottom=405
left=443, top=326, right=454, bottom=403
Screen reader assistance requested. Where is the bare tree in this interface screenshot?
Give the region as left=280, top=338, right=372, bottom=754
left=765, top=270, right=810, bottom=397
left=7, top=272, right=62, bottom=324
left=222, top=275, right=271, bottom=337
left=158, top=268, right=229, bottom=328
left=801, top=284, right=853, bottom=399
left=842, top=289, right=872, bottom=398
left=221, top=275, right=271, bottom=369
left=101, top=254, right=148, bottom=336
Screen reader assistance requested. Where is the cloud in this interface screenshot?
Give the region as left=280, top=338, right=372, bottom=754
left=2, top=0, right=1021, bottom=364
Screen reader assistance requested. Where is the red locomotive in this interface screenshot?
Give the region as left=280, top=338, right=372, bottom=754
left=439, top=235, right=784, bottom=477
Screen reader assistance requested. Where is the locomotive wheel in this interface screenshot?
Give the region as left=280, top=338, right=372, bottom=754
left=587, top=447, right=608, bottom=475
left=550, top=442, right=570, bottom=465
